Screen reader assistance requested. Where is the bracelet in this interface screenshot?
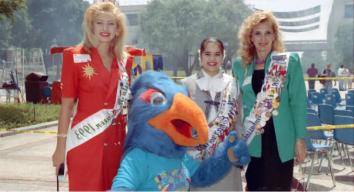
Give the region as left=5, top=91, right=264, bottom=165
left=57, top=134, right=67, bottom=138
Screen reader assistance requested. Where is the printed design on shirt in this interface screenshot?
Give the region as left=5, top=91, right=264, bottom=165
left=82, top=63, right=97, bottom=80
left=154, top=167, right=190, bottom=191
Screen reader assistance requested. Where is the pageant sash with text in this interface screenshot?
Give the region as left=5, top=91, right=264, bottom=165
left=243, top=52, right=290, bottom=145
left=188, top=80, right=239, bottom=160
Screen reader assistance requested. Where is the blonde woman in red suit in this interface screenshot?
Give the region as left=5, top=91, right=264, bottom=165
left=51, top=2, right=133, bottom=190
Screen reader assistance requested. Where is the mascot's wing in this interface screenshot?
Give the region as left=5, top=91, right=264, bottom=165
left=189, top=131, right=250, bottom=187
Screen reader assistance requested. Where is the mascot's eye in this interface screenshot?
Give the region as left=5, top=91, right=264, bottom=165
left=150, top=92, right=167, bottom=105
left=139, top=88, right=167, bottom=105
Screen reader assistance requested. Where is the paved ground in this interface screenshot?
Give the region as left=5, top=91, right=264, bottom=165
left=0, top=124, right=353, bottom=191
left=0, top=126, right=68, bottom=191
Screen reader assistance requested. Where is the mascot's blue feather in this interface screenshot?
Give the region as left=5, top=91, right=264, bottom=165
left=124, top=71, right=189, bottom=158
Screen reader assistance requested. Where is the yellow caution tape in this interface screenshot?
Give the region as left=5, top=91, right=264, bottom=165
left=171, top=76, right=354, bottom=81
left=305, top=76, right=354, bottom=80
left=307, top=124, right=354, bottom=130
left=0, top=129, right=58, bottom=135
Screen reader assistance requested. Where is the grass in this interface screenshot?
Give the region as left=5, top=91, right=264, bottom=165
left=0, top=103, right=60, bottom=130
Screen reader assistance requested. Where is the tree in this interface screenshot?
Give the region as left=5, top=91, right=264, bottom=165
left=140, top=0, right=251, bottom=76
left=0, top=0, right=26, bottom=21
left=0, top=0, right=26, bottom=48
left=334, top=22, right=354, bottom=68
left=26, top=0, right=88, bottom=50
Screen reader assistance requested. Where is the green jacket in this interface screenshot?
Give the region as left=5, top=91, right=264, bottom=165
left=232, top=52, right=307, bottom=162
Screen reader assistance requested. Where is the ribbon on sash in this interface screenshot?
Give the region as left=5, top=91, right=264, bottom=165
left=65, top=55, right=130, bottom=160
left=188, top=80, right=238, bottom=160
left=242, top=52, right=290, bottom=145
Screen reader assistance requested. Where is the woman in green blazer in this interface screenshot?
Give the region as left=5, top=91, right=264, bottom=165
left=232, top=11, right=307, bottom=191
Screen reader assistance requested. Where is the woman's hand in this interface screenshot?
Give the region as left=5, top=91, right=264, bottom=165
left=295, top=139, right=307, bottom=164
left=52, top=141, right=66, bottom=175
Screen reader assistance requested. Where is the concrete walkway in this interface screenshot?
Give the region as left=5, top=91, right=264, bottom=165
left=0, top=122, right=353, bottom=191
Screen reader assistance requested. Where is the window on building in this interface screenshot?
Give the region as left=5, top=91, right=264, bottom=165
left=126, top=14, right=139, bottom=26
left=344, top=4, right=353, bottom=18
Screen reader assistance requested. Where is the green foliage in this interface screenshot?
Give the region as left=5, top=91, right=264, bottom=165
left=0, top=0, right=27, bottom=47
left=0, top=0, right=89, bottom=52
left=335, top=22, right=354, bottom=67
left=0, top=0, right=26, bottom=21
left=140, top=0, right=251, bottom=75
left=26, top=0, right=89, bottom=50
left=0, top=103, right=60, bottom=130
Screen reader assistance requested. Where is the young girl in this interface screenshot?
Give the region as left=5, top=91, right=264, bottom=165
left=181, top=37, right=244, bottom=191
left=51, top=2, right=132, bottom=190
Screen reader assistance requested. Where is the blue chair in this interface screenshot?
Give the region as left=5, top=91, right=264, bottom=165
left=318, top=104, right=334, bottom=125
left=330, top=88, right=341, bottom=104
left=309, top=92, right=323, bottom=106
left=347, top=89, right=354, bottom=95
left=303, top=135, right=336, bottom=190
left=307, top=113, right=327, bottom=140
left=346, top=105, right=354, bottom=111
left=324, top=93, right=336, bottom=107
left=308, top=89, right=317, bottom=99
left=334, top=109, right=353, bottom=116
left=346, top=93, right=353, bottom=106
left=333, top=115, right=354, bottom=168
left=320, top=88, right=328, bottom=96
left=307, top=108, right=317, bottom=115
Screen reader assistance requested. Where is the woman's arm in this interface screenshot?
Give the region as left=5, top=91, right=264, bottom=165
left=52, top=97, right=75, bottom=174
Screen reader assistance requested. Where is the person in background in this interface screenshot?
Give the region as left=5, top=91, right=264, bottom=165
left=51, top=2, right=133, bottom=190
left=337, top=64, right=349, bottom=91
left=306, top=63, right=318, bottom=90
left=233, top=11, right=307, bottom=191
left=322, top=64, right=334, bottom=91
left=181, top=37, right=247, bottom=191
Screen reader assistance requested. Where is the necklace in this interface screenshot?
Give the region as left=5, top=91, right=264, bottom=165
left=255, top=58, right=265, bottom=65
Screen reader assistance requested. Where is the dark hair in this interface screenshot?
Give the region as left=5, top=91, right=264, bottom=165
left=199, top=37, right=225, bottom=54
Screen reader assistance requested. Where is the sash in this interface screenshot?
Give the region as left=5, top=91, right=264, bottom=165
left=243, top=52, right=290, bottom=145
left=66, top=56, right=130, bottom=153
left=188, top=80, right=238, bottom=160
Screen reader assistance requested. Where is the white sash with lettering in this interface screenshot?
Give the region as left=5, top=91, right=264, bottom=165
left=188, top=80, right=238, bottom=160
left=66, top=56, right=130, bottom=153
left=242, top=52, right=290, bottom=145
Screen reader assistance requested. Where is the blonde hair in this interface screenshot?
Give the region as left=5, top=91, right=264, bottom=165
left=237, top=11, right=285, bottom=66
left=81, top=2, right=127, bottom=60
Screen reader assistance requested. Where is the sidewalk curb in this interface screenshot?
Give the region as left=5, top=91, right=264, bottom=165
left=0, top=120, right=58, bottom=137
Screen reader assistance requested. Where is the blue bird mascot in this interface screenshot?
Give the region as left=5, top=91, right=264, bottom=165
left=111, top=71, right=249, bottom=191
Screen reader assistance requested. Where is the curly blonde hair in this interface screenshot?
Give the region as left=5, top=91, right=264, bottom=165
left=82, top=2, right=127, bottom=60
left=237, top=11, right=285, bottom=66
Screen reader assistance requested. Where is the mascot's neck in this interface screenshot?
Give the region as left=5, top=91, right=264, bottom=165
left=135, top=142, right=185, bottom=159
left=125, top=130, right=186, bottom=159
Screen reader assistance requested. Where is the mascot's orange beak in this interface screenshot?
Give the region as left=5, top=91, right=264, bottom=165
left=148, top=93, right=208, bottom=146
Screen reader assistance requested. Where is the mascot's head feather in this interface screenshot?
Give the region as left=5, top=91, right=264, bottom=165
left=124, top=71, right=208, bottom=158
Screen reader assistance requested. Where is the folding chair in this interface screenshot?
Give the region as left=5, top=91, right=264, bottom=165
left=333, top=115, right=354, bottom=168
left=303, top=136, right=336, bottom=190
left=318, top=104, right=334, bottom=125
left=304, top=113, right=336, bottom=190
